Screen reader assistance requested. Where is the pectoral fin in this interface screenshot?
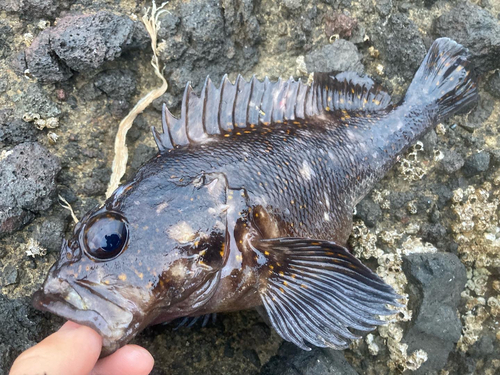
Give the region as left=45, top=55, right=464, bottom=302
left=252, top=238, right=402, bottom=350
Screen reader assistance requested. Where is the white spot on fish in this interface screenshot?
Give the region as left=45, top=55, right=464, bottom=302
left=170, top=262, right=186, bottom=278
left=300, top=160, right=315, bottom=181
left=324, top=193, right=331, bottom=209
left=168, top=221, right=197, bottom=243
left=156, top=202, right=168, bottom=214
left=324, top=212, right=330, bottom=221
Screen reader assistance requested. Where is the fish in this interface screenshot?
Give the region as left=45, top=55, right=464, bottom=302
left=33, top=38, right=478, bottom=356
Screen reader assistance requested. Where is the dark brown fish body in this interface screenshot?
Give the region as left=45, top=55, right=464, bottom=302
left=33, top=38, right=478, bottom=355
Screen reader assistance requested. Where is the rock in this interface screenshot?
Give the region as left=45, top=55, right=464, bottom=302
left=370, top=13, right=426, bottom=80
left=0, top=265, right=19, bottom=287
left=20, top=12, right=149, bottom=82
left=0, top=22, right=13, bottom=60
left=465, top=95, right=495, bottom=130
left=0, top=294, right=56, bottom=374
left=463, top=151, right=490, bottom=177
left=375, top=0, right=392, bottom=17
left=421, top=130, right=438, bottom=159
left=22, top=30, right=72, bottom=83
left=0, top=0, right=71, bottom=19
left=21, top=84, right=61, bottom=119
left=0, top=142, right=61, bottom=238
left=434, top=2, right=500, bottom=73
left=324, top=12, right=358, bottom=39
left=282, top=0, right=303, bottom=11
left=261, top=342, right=358, bottom=375
left=305, top=39, right=363, bottom=74
left=31, top=213, right=67, bottom=252
left=355, top=197, right=382, bottom=228
left=439, top=150, right=465, bottom=174
left=93, top=69, right=137, bottom=101
left=155, top=0, right=260, bottom=100
left=486, top=70, right=500, bottom=98
left=0, top=110, right=38, bottom=148
left=402, top=253, right=467, bottom=374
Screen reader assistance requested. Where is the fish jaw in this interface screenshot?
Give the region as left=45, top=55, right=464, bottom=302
left=32, top=276, right=137, bottom=356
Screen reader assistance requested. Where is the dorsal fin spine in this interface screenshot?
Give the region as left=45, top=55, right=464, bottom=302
left=245, top=75, right=255, bottom=127
left=160, top=103, right=174, bottom=148
left=152, top=71, right=393, bottom=153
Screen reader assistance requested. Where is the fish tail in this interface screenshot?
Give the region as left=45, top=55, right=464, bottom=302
left=405, top=38, right=478, bottom=122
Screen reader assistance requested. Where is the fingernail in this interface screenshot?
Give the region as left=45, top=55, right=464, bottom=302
left=58, top=321, right=81, bottom=332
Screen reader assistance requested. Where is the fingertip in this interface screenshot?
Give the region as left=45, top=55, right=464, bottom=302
left=10, top=321, right=103, bottom=375
left=92, top=345, right=154, bottom=375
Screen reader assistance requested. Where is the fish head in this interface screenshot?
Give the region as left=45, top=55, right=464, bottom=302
left=33, top=171, right=229, bottom=356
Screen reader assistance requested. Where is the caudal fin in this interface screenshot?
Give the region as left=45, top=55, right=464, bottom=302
left=405, top=38, right=478, bottom=121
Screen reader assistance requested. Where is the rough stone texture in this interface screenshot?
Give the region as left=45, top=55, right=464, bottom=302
left=0, top=110, right=38, bottom=148
left=463, top=151, right=491, bottom=177
left=369, top=13, right=426, bottom=80
left=1, top=0, right=500, bottom=374
left=20, top=12, right=149, bottom=82
left=93, top=69, right=137, bottom=101
left=434, top=2, right=500, bottom=73
left=324, top=12, right=358, bottom=39
left=20, top=84, right=61, bottom=119
left=355, top=197, right=382, bottom=228
left=156, top=0, right=260, bottom=102
left=402, top=253, right=467, bottom=374
left=261, top=343, right=358, bottom=375
left=0, top=0, right=72, bottom=19
left=486, top=70, right=500, bottom=98
left=439, top=150, right=464, bottom=174
left=0, top=142, right=61, bottom=238
left=305, top=39, right=363, bottom=73
left=0, top=22, right=13, bottom=60
left=0, top=294, right=56, bottom=375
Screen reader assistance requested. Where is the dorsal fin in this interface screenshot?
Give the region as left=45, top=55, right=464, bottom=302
left=152, top=72, right=392, bottom=152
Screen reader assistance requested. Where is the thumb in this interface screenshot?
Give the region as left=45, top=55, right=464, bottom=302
left=10, top=321, right=102, bottom=375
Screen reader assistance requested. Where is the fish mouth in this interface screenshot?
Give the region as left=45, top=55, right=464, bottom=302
left=32, top=278, right=135, bottom=357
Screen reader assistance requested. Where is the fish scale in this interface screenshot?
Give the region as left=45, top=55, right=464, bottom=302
left=34, top=38, right=478, bottom=356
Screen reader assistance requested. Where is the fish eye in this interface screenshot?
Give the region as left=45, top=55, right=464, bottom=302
left=83, top=213, right=128, bottom=260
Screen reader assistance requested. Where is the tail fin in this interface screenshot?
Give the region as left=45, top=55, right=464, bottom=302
left=405, top=38, right=478, bottom=121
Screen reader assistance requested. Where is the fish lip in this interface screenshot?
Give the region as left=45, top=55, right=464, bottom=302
left=32, top=283, right=134, bottom=356
left=32, top=289, right=108, bottom=336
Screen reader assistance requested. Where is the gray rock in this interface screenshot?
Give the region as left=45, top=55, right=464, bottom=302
left=305, top=39, right=363, bottom=74
left=0, top=0, right=71, bottom=19
left=375, top=0, right=392, bottom=17
left=402, top=253, right=467, bottom=375
left=282, top=0, right=303, bottom=11
left=434, top=2, right=500, bottom=73
left=463, top=151, right=490, bottom=177
left=0, top=142, right=61, bottom=238
left=22, top=30, right=72, bottom=83
left=156, top=0, right=260, bottom=100
left=20, top=84, right=61, bottom=119
left=0, top=22, right=13, bottom=59
left=0, top=265, right=19, bottom=287
left=31, top=213, right=68, bottom=252
left=0, top=110, right=38, bottom=148
left=0, top=294, right=56, bottom=374
left=440, top=150, right=465, bottom=174
left=94, top=69, right=137, bottom=101
left=355, top=197, right=382, bottom=228
left=21, top=12, right=148, bottom=82
left=370, top=13, right=426, bottom=80
left=261, top=343, right=358, bottom=375
left=486, top=70, right=500, bottom=98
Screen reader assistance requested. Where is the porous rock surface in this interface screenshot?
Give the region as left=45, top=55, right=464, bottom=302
left=1, top=0, right=499, bottom=374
